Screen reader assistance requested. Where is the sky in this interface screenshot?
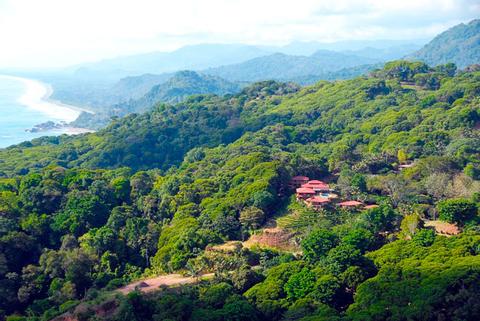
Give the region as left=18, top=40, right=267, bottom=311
left=0, top=0, right=478, bottom=69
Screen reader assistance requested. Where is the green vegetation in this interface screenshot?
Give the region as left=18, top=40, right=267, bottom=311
left=409, top=19, right=480, bottom=68
left=73, top=71, right=244, bottom=129
left=1, top=61, right=480, bottom=320
left=206, top=51, right=380, bottom=83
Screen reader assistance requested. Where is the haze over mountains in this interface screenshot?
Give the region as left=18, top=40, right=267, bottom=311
left=42, top=40, right=423, bottom=116
left=72, top=71, right=244, bottom=128
left=72, top=40, right=424, bottom=78
left=11, top=19, right=480, bottom=131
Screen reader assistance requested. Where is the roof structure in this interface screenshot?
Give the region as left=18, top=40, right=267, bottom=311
left=302, top=181, right=329, bottom=190
left=307, top=180, right=327, bottom=185
left=296, top=187, right=315, bottom=194
left=307, top=196, right=331, bottom=204
left=338, top=200, right=363, bottom=207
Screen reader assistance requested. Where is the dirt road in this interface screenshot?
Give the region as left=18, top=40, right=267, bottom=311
left=117, top=273, right=214, bottom=294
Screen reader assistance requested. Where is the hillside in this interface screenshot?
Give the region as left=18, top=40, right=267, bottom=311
left=1, top=61, right=480, bottom=321
left=42, top=43, right=417, bottom=112
left=120, top=70, right=243, bottom=111
left=409, top=19, right=480, bottom=68
left=71, top=71, right=244, bottom=129
left=205, top=51, right=380, bottom=82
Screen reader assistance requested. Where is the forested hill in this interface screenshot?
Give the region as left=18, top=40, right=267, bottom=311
left=72, top=71, right=244, bottom=129
left=0, top=60, right=478, bottom=177
left=1, top=61, right=480, bottom=321
left=205, top=51, right=379, bottom=82
left=409, top=19, right=480, bottom=68
left=117, top=70, right=243, bottom=111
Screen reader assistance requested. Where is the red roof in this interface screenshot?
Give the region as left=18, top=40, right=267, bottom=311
left=338, top=200, right=363, bottom=207
left=296, top=187, right=315, bottom=194
left=307, top=180, right=326, bottom=185
left=307, top=196, right=331, bottom=204
left=302, top=182, right=329, bottom=190
left=292, top=176, right=309, bottom=181
left=364, top=204, right=379, bottom=209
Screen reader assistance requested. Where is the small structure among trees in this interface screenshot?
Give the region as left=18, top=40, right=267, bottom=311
left=291, top=176, right=376, bottom=211
left=296, top=187, right=316, bottom=200
left=337, top=200, right=364, bottom=208
left=289, top=176, right=310, bottom=188
left=306, top=196, right=331, bottom=210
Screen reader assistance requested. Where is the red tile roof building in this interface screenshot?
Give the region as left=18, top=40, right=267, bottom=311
left=305, top=196, right=331, bottom=209
left=301, top=180, right=330, bottom=192
left=337, top=200, right=364, bottom=207
left=296, top=187, right=315, bottom=200
left=289, top=176, right=310, bottom=188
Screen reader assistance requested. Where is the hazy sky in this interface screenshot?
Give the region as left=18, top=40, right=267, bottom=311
left=0, top=0, right=478, bottom=68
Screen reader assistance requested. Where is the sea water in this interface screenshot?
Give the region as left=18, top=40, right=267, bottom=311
left=0, top=75, right=80, bottom=148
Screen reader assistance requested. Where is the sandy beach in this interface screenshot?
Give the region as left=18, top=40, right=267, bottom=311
left=0, top=75, right=94, bottom=134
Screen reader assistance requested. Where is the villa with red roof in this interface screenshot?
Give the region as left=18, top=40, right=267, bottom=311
left=301, top=180, right=330, bottom=192
left=296, top=187, right=316, bottom=200
left=305, top=196, right=331, bottom=210
left=289, top=176, right=310, bottom=188
left=337, top=200, right=364, bottom=208
left=293, top=176, right=370, bottom=211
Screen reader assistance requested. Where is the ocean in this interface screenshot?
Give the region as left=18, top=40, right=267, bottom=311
left=0, top=75, right=82, bottom=148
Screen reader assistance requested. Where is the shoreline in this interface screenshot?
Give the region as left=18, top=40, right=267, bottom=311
left=41, top=81, right=95, bottom=115
left=0, top=74, right=95, bottom=135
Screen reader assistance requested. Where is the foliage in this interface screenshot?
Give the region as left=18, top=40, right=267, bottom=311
left=437, top=198, right=478, bottom=224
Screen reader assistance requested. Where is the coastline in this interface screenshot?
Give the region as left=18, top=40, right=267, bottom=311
left=0, top=74, right=95, bottom=135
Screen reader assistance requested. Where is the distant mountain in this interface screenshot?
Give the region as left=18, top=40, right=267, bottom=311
left=73, top=44, right=272, bottom=78
left=344, top=44, right=423, bottom=61
left=70, top=41, right=425, bottom=80
left=72, top=71, right=243, bottom=129
left=109, top=73, right=173, bottom=101
left=408, top=19, right=480, bottom=68
left=205, top=51, right=380, bottom=82
left=120, top=70, right=243, bottom=111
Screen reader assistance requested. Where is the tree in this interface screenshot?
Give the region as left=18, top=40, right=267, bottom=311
left=397, top=149, right=407, bottom=164
left=239, top=207, right=265, bottom=231
left=437, top=199, right=478, bottom=224
left=301, top=229, right=338, bottom=263
left=284, top=268, right=316, bottom=300
left=412, top=229, right=436, bottom=247
left=464, top=163, right=480, bottom=180
left=340, top=228, right=374, bottom=253
left=360, top=205, right=398, bottom=233
left=325, top=244, right=362, bottom=274
left=312, top=274, right=341, bottom=304
left=231, top=265, right=262, bottom=292
left=399, top=213, right=422, bottom=240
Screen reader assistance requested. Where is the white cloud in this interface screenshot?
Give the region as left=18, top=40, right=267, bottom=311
left=0, top=0, right=478, bottom=68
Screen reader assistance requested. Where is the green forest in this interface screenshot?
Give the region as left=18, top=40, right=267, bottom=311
left=1, top=60, right=480, bottom=321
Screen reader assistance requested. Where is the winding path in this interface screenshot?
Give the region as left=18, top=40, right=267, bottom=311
left=117, top=273, right=214, bottom=294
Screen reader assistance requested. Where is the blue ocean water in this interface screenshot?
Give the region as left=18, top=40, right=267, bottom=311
left=0, top=77, right=68, bottom=148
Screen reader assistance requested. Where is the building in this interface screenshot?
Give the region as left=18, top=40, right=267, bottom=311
left=305, top=196, right=331, bottom=210
left=337, top=200, right=364, bottom=208
left=301, top=180, right=330, bottom=192
left=364, top=204, right=379, bottom=210
left=296, top=187, right=315, bottom=200
left=289, top=176, right=310, bottom=188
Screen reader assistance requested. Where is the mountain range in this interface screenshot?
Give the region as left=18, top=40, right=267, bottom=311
left=409, top=19, right=480, bottom=68
left=72, top=71, right=244, bottom=128
left=16, top=20, right=480, bottom=133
